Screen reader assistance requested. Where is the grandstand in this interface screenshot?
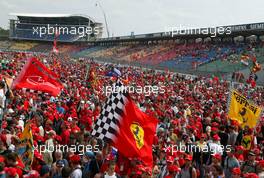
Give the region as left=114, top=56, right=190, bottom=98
left=2, top=20, right=264, bottom=84
left=0, top=41, right=11, bottom=50
left=9, top=13, right=103, bottom=42
left=73, top=22, right=264, bottom=84
left=8, top=41, right=38, bottom=51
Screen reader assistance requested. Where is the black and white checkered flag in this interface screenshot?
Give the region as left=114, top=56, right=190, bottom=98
left=91, top=80, right=129, bottom=142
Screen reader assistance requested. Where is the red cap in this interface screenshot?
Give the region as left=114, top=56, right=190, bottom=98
left=211, top=122, right=219, bottom=127
left=23, top=170, right=40, bottom=178
left=185, top=155, right=193, bottom=161
left=186, top=125, right=194, bottom=130
left=168, top=165, right=181, bottom=172
left=34, top=150, right=44, bottom=161
left=200, top=133, right=207, bottom=139
left=70, top=154, right=81, bottom=164
left=135, top=170, right=142, bottom=175
left=0, top=155, right=4, bottom=162
left=243, top=173, right=259, bottom=178
left=258, top=160, right=264, bottom=168
left=212, top=153, right=222, bottom=161
left=236, top=145, right=245, bottom=151
left=211, top=127, right=218, bottom=132
left=230, top=120, right=238, bottom=126
left=167, top=156, right=174, bottom=163
left=254, top=148, right=260, bottom=155
left=171, top=120, right=179, bottom=125
left=4, top=167, right=17, bottom=177
left=71, top=127, right=80, bottom=133
left=213, top=134, right=220, bottom=141
left=31, top=125, right=40, bottom=134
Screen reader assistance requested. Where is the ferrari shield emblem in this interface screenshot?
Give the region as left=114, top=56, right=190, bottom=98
left=130, top=122, right=144, bottom=149
left=241, top=135, right=252, bottom=150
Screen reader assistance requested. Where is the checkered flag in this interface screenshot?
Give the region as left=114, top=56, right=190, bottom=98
left=91, top=80, right=129, bottom=142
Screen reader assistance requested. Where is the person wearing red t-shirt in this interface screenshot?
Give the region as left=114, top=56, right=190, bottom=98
left=70, top=117, right=81, bottom=133
left=32, top=150, right=45, bottom=173
left=164, top=165, right=181, bottom=178
left=60, top=122, right=70, bottom=145
left=234, top=146, right=244, bottom=164
left=93, top=105, right=100, bottom=122
left=79, top=106, right=93, bottom=131
left=100, top=153, right=119, bottom=173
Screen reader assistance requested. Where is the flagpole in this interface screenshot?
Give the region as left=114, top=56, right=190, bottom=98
left=96, top=1, right=110, bottom=38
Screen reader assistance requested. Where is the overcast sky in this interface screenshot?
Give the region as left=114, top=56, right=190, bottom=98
left=0, top=0, right=264, bottom=37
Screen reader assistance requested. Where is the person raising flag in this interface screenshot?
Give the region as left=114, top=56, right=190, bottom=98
left=92, top=79, right=158, bottom=167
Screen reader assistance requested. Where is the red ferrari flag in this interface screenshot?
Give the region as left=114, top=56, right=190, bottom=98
left=92, top=80, right=158, bottom=167
left=12, top=57, right=63, bottom=96
left=114, top=97, right=158, bottom=167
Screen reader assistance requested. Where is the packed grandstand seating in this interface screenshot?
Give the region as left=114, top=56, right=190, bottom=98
left=76, top=41, right=264, bottom=74
left=1, top=40, right=263, bottom=76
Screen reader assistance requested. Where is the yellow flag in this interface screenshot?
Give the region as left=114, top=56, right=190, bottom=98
left=228, top=90, right=263, bottom=128
left=17, top=123, right=34, bottom=171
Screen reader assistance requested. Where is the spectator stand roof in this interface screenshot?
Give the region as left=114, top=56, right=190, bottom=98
left=9, top=13, right=102, bottom=25
left=95, top=22, right=264, bottom=43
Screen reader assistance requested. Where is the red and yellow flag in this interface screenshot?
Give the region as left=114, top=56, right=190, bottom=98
left=114, top=95, right=158, bottom=167
left=17, top=123, right=34, bottom=171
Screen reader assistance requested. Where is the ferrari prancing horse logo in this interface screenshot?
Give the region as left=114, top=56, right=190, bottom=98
left=130, top=122, right=144, bottom=149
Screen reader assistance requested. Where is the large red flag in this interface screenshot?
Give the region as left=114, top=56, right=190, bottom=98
left=114, top=96, right=158, bottom=167
left=92, top=81, right=158, bottom=167
left=12, top=57, right=63, bottom=96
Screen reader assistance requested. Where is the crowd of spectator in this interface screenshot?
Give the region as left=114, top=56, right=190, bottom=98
left=0, top=51, right=263, bottom=178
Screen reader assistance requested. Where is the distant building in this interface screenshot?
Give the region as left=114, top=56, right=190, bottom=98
left=9, top=13, right=103, bottom=42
